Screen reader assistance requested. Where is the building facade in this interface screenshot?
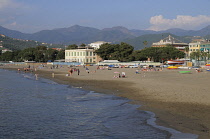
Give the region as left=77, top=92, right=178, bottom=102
left=188, top=42, right=201, bottom=55
left=65, top=41, right=109, bottom=64
left=200, top=42, right=210, bottom=53
left=189, top=40, right=210, bottom=55
left=65, top=47, right=98, bottom=64
left=152, top=35, right=188, bottom=52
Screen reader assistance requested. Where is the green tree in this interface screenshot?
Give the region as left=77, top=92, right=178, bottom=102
left=95, top=42, right=134, bottom=62
left=19, top=47, right=36, bottom=61
left=184, top=46, right=189, bottom=59
left=139, top=47, right=160, bottom=62
left=94, top=43, right=115, bottom=60
left=130, top=50, right=147, bottom=61
left=143, top=40, right=148, bottom=48
left=161, top=46, right=184, bottom=60
left=56, top=49, right=65, bottom=60
left=35, top=46, right=48, bottom=62
left=80, top=43, right=86, bottom=47
left=36, top=45, right=47, bottom=51
left=0, top=51, right=14, bottom=61
left=190, top=51, right=201, bottom=61
left=34, top=50, right=45, bottom=62
left=66, top=44, right=78, bottom=49
left=44, top=48, right=58, bottom=62
left=200, top=51, right=208, bottom=61
left=117, top=42, right=134, bottom=61
left=13, top=50, right=22, bottom=62
left=139, top=46, right=185, bottom=62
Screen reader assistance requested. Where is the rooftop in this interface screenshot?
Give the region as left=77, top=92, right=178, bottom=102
left=153, top=35, right=188, bottom=45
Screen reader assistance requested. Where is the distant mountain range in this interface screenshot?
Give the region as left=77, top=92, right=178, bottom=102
left=1, top=25, right=210, bottom=50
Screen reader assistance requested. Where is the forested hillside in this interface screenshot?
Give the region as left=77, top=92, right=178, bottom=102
left=0, top=34, right=62, bottom=51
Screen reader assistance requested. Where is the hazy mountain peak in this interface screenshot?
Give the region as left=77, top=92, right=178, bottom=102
left=103, top=26, right=128, bottom=31
left=200, top=25, right=210, bottom=30
left=102, top=26, right=134, bottom=36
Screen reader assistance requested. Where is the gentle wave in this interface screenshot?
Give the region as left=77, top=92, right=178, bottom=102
left=0, top=69, right=198, bottom=139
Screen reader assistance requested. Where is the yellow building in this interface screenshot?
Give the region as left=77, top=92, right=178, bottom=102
left=188, top=39, right=209, bottom=56
left=188, top=42, right=201, bottom=55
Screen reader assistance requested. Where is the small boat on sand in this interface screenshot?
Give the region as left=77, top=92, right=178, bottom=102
left=167, top=66, right=178, bottom=69
left=179, top=71, right=191, bottom=74
left=167, top=60, right=184, bottom=65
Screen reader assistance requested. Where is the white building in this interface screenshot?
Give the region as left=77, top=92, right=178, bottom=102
left=65, top=41, right=110, bottom=64
left=152, top=35, right=188, bottom=52
left=65, top=47, right=100, bottom=64
left=88, top=41, right=110, bottom=49
left=2, top=49, right=12, bottom=53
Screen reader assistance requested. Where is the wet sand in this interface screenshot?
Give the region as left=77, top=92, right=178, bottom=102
left=1, top=64, right=210, bottom=139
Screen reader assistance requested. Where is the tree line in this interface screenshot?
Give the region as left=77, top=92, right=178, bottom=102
left=0, top=46, right=65, bottom=62
left=94, top=42, right=185, bottom=62
left=0, top=42, right=186, bottom=62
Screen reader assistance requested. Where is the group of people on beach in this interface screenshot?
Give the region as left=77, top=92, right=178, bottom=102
left=68, top=68, right=80, bottom=76
left=113, top=72, right=126, bottom=78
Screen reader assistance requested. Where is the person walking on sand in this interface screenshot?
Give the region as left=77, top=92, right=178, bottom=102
left=86, top=67, right=89, bottom=74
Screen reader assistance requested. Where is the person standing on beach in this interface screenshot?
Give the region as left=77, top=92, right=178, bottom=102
left=77, top=69, right=80, bottom=75
left=69, top=68, right=73, bottom=76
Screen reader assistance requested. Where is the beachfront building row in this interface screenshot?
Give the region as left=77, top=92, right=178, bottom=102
left=64, top=37, right=210, bottom=65
left=189, top=39, right=210, bottom=55
left=65, top=41, right=108, bottom=64
left=152, top=35, right=210, bottom=61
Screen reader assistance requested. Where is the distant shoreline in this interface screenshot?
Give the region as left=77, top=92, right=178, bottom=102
left=1, top=64, right=210, bottom=138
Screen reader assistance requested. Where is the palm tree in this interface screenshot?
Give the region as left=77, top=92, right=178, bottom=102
left=190, top=51, right=201, bottom=66
left=201, top=51, right=208, bottom=64
left=143, top=41, right=148, bottom=48
left=184, top=46, right=189, bottom=59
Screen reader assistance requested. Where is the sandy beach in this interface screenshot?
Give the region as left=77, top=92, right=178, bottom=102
left=1, top=63, right=210, bottom=139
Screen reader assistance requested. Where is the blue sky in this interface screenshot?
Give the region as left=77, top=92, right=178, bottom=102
left=1, top=0, right=210, bottom=33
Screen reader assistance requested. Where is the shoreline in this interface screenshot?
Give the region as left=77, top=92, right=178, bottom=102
left=1, top=64, right=210, bottom=138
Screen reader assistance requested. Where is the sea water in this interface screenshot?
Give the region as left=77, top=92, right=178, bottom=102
left=0, top=69, right=198, bottom=139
